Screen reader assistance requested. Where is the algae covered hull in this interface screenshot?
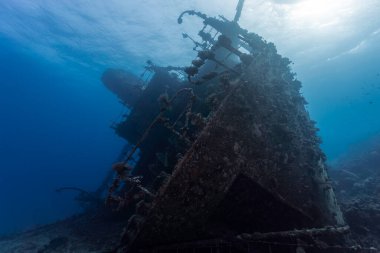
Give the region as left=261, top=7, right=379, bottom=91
left=104, top=2, right=348, bottom=252
left=123, top=43, right=346, bottom=253
left=0, top=1, right=354, bottom=253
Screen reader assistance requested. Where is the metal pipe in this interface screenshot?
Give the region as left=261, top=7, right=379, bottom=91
left=234, top=0, right=245, bottom=23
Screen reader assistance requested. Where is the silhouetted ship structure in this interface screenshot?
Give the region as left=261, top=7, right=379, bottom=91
left=101, top=1, right=353, bottom=252
left=1, top=1, right=373, bottom=252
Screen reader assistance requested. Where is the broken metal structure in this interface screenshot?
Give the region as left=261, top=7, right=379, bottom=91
left=101, top=1, right=352, bottom=252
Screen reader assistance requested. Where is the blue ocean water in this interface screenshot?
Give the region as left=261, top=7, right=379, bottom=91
left=0, top=37, right=125, bottom=234
left=0, top=0, right=379, bottom=235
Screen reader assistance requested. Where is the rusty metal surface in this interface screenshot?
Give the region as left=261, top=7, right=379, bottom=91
left=129, top=59, right=344, bottom=249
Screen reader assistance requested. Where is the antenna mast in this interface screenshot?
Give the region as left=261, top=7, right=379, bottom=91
left=233, top=0, right=245, bottom=23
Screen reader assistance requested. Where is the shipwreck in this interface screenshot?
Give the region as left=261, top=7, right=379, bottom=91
left=1, top=1, right=367, bottom=252
left=100, top=1, right=352, bottom=252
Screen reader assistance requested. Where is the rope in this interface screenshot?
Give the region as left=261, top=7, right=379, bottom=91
left=238, top=226, right=350, bottom=240
left=246, top=240, right=377, bottom=252
left=148, top=239, right=376, bottom=252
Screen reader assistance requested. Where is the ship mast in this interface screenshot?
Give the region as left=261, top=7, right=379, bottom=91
left=233, top=0, right=245, bottom=23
